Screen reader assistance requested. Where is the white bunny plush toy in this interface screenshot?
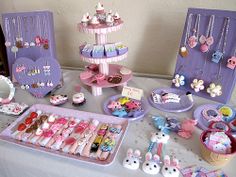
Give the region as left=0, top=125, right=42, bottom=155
left=161, top=155, right=180, bottom=177
left=155, top=131, right=170, bottom=144
left=123, top=148, right=141, bottom=170
left=142, top=152, right=161, bottom=175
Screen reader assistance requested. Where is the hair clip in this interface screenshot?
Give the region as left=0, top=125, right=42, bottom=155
left=90, top=123, right=109, bottom=153
left=177, top=119, right=197, bottom=139
left=123, top=148, right=141, bottom=170
left=96, top=124, right=122, bottom=160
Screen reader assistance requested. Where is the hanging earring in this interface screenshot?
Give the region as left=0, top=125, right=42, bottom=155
left=179, top=13, right=193, bottom=58
left=212, top=17, right=230, bottom=63
left=11, top=17, right=19, bottom=59
left=188, top=14, right=200, bottom=49
left=199, top=15, right=215, bottom=53
left=42, top=15, right=49, bottom=50
left=4, top=18, right=12, bottom=47
left=49, top=81, right=53, bottom=87
left=23, top=16, right=30, bottom=48
left=40, top=81, right=45, bottom=87
left=46, top=80, right=50, bottom=87
left=29, top=16, right=36, bottom=47
left=15, top=16, right=23, bottom=48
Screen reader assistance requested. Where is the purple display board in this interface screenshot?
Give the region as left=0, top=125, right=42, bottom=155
left=2, top=11, right=57, bottom=77
left=173, top=8, right=236, bottom=103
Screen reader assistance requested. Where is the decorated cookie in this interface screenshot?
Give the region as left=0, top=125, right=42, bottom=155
left=0, top=102, right=28, bottom=116
left=202, top=108, right=223, bottom=124
left=91, top=73, right=106, bottom=84
left=80, top=70, right=94, bottom=80
left=209, top=121, right=230, bottom=132
left=72, top=93, right=86, bottom=106
left=112, top=107, right=127, bottom=117
left=107, top=101, right=122, bottom=111
left=107, top=74, right=122, bottom=84
left=50, top=94, right=68, bottom=106
left=120, top=67, right=132, bottom=75
left=217, top=105, right=235, bottom=122
left=125, top=100, right=141, bottom=111
left=118, top=97, right=130, bottom=105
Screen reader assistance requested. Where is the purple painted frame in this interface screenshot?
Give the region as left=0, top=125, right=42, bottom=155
left=2, top=11, right=57, bottom=77
left=173, top=8, right=236, bottom=103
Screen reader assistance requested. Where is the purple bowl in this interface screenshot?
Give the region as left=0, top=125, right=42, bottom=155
left=148, top=88, right=194, bottom=113
left=103, top=94, right=149, bottom=121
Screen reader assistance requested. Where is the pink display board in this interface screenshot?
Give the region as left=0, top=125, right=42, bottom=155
left=173, top=8, right=236, bottom=103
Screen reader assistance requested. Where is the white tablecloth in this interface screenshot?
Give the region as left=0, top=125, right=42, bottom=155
left=0, top=69, right=235, bottom=177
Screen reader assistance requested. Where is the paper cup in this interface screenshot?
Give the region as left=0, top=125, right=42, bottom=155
left=200, top=130, right=236, bottom=166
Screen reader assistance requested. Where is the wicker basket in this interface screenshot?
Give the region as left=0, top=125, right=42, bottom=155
left=200, top=130, right=236, bottom=166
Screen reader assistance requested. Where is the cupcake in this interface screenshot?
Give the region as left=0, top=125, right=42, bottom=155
left=81, top=14, right=89, bottom=26
left=90, top=16, right=100, bottom=27
left=96, top=2, right=105, bottom=14
left=72, top=93, right=86, bottom=106
left=86, top=12, right=91, bottom=20
left=113, top=12, right=121, bottom=23
left=106, top=14, right=114, bottom=26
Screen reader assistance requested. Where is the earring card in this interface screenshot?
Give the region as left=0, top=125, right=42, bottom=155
left=173, top=8, right=236, bottom=103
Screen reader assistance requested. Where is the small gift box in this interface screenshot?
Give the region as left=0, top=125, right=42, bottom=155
left=81, top=44, right=94, bottom=57
left=115, top=42, right=128, bottom=55
left=105, top=44, right=117, bottom=57
left=92, top=45, right=104, bottom=58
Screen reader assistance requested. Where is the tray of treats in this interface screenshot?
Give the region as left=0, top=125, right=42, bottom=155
left=103, top=95, right=149, bottom=121
left=0, top=104, right=129, bottom=166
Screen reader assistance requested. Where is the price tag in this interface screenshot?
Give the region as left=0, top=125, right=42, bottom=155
left=121, top=86, right=143, bottom=100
